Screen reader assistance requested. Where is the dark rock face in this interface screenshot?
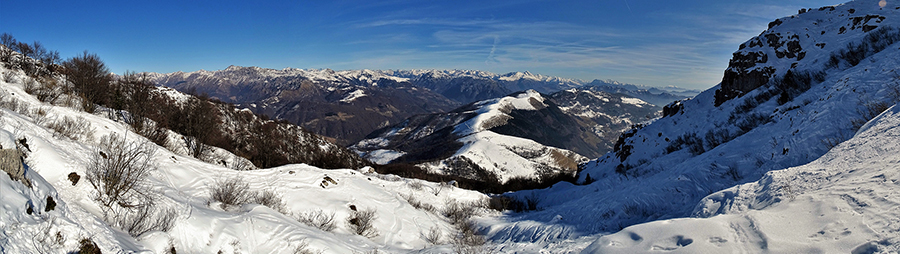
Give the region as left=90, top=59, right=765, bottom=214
left=715, top=65, right=775, bottom=107
left=662, top=100, right=685, bottom=118
left=715, top=11, right=888, bottom=107
left=715, top=31, right=803, bottom=106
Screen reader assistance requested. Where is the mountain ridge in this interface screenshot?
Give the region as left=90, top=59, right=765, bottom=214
left=147, top=66, right=693, bottom=146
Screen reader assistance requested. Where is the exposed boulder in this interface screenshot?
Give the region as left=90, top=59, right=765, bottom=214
left=0, top=149, right=30, bottom=187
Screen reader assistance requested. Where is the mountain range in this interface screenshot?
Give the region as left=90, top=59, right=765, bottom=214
left=5, top=0, right=900, bottom=253
left=148, top=67, right=692, bottom=146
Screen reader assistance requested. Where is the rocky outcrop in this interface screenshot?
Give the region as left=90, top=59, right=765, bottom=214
left=715, top=31, right=803, bottom=106
left=1, top=149, right=30, bottom=187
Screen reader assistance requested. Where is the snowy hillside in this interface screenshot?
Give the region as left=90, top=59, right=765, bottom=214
left=353, top=90, right=588, bottom=186
left=482, top=0, right=900, bottom=248
left=584, top=101, right=900, bottom=253
left=0, top=64, right=497, bottom=253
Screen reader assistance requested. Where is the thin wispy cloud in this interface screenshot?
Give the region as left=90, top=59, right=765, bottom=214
left=2, top=0, right=845, bottom=90
left=330, top=1, right=844, bottom=89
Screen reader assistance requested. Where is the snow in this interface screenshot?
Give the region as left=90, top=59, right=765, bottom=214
left=454, top=89, right=546, bottom=135
left=0, top=65, right=492, bottom=253
left=154, top=66, right=693, bottom=100
left=619, top=97, right=648, bottom=107
left=498, top=71, right=543, bottom=82
left=340, top=89, right=367, bottom=103
left=479, top=1, right=900, bottom=252
left=584, top=102, right=900, bottom=253
left=360, top=149, right=405, bottom=165
left=421, top=131, right=586, bottom=183
left=6, top=1, right=900, bottom=253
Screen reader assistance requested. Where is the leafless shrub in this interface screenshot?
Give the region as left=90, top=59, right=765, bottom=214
left=63, top=51, right=112, bottom=113
left=24, top=76, right=63, bottom=104
left=293, top=239, right=322, bottom=254
left=112, top=203, right=177, bottom=237
left=407, top=180, right=424, bottom=190
left=209, top=177, right=287, bottom=213
left=47, top=116, right=94, bottom=141
left=297, top=210, right=336, bottom=232
left=86, top=133, right=156, bottom=209
left=821, top=131, right=849, bottom=150
left=451, top=221, right=486, bottom=254
left=2, top=70, right=14, bottom=83
left=209, top=177, right=251, bottom=210
left=26, top=106, right=50, bottom=126
left=404, top=194, right=435, bottom=212
left=779, top=184, right=796, bottom=201
left=888, top=81, right=900, bottom=103
left=133, top=119, right=169, bottom=148
left=347, top=208, right=378, bottom=238
left=423, top=226, right=443, bottom=245
left=487, top=195, right=528, bottom=212
left=443, top=200, right=479, bottom=225
left=851, top=100, right=891, bottom=130
left=251, top=189, right=287, bottom=214
left=229, top=156, right=255, bottom=171
left=0, top=95, right=24, bottom=113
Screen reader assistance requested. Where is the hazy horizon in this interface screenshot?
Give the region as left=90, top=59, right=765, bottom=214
left=2, top=0, right=842, bottom=90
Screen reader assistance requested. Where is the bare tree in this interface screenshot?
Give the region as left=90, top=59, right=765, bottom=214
left=180, top=96, right=220, bottom=159
left=0, top=33, right=16, bottom=64
left=63, top=51, right=111, bottom=112
left=0, top=33, right=15, bottom=47
left=14, top=42, right=32, bottom=71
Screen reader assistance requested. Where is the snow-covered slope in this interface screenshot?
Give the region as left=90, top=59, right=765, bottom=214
left=353, top=90, right=589, bottom=185
left=0, top=65, right=494, bottom=253
left=483, top=0, right=900, bottom=247
left=584, top=101, right=900, bottom=253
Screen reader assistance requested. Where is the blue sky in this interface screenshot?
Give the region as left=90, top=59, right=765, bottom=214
left=2, top=0, right=842, bottom=90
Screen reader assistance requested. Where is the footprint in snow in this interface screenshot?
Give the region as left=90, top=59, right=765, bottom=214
left=649, top=235, right=693, bottom=251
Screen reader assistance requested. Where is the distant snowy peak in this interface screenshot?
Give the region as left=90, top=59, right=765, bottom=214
left=153, top=66, right=684, bottom=98
left=498, top=71, right=542, bottom=81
